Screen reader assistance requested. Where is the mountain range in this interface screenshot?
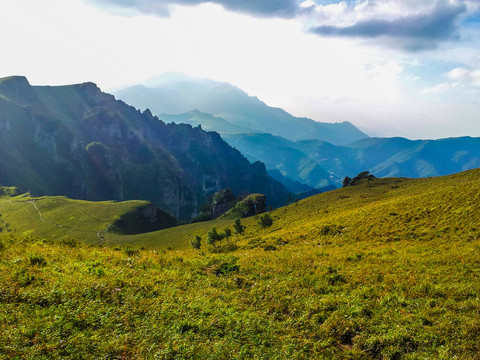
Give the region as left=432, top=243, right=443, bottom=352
left=0, top=76, right=291, bottom=220
left=114, top=73, right=480, bottom=190
left=224, top=134, right=480, bottom=188
left=113, top=73, right=368, bottom=145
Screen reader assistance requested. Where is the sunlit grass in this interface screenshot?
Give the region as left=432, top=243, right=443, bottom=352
left=1, top=169, right=480, bottom=358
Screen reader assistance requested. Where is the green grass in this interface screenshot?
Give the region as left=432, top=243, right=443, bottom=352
left=0, top=194, right=154, bottom=244
left=1, top=169, right=480, bottom=358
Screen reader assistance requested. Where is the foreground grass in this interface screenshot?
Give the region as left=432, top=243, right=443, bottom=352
left=1, top=233, right=479, bottom=359
left=1, top=169, right=480, bottom=358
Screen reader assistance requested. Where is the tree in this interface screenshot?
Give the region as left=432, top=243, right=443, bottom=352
left=207, top=227, right=222, bottom=247
left=234, top=218, right=245, bottom=234
left=223, top=227, right=232, bottom=240
left=258, top=213, right=273, bottom=228
left=343, top=172, right=375, bottom=187
left=342, top=176, right=352, bottom=188
left=190, top=235, right=202, bottom=250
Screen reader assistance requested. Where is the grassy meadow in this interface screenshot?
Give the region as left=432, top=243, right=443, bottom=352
left=1, top=169, right=480, bottom=358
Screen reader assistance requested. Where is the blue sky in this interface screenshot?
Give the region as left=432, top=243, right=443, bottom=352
left=1, top=0, right=479, bottom=138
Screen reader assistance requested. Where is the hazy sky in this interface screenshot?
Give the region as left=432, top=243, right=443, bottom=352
left=1, top=0, right=480, bottom=139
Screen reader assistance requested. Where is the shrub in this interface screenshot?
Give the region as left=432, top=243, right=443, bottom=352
left=29, top=254, right=47, bottom=267
left=343, top=171, right=376, bottom=187
left=207, top=227, right=222, bottom=246
left=85, top=260, right=106, bottom=277
left=258, top=213, right=273, bottom=228
left=320, top=224, right=344, bottom=236
left=124, top=246, right=140, bottom=257
left=234, top=218, right=245, bottom=234
left=214, top=261, right=240, bottom=276
left=210, top=243, right=239, bottom=253
left=191, top=235, right=202, bottom=250
left=223, top=228, right=232, bottom=239
left=60, top=238, right=79, bottom=248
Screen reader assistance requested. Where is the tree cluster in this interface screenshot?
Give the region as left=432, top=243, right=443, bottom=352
left=207, top=227, right=232, bottom=247
left=342, top=171, right=376, bottom=188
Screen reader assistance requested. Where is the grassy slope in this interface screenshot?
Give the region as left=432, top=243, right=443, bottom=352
left=1, top=169, right=480, bottom=358
left=0, top=194, right=154, bottom=244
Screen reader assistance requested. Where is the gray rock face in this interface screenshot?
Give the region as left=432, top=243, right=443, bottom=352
left=211, top=189, right=236, bottom=219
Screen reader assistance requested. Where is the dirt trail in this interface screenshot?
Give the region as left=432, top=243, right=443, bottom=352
left=27, top=200, right=107, bottom=243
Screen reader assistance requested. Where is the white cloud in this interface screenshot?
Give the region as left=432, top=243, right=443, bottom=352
left=421, top=82, right=455, bottom=94
left=446, top=67, right=480, bottom=85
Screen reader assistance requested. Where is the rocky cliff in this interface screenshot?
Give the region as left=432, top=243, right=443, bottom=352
left=0, top=76, right=291, bottom=220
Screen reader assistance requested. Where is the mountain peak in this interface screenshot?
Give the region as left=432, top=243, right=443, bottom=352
left=0, top=76, right=35, bottom=103
left=0, top=75, right=30, bottom=85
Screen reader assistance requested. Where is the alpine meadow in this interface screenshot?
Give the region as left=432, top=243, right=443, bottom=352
left=1, top=0, right=480, bottom=359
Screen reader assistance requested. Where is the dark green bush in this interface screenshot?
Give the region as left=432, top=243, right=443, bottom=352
left=258, top=213, right=273, bottom=228
left=320, top=224, right=344, bottom=236
left=124, top=246, right=140, bottom=257
left=29, top=254, right=47, bottom=267
left=214, top=260, right=240, bottom=276
left=191, top=235, right=202, bottom=249
left=234, top=218, right=245, bottom=234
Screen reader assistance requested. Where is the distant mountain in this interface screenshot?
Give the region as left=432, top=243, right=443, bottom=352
left=352, top=137, right=480, bottom=178
left=160, top=110, right=251, bottom=134
left=223, top=133, right=337, bottom=189
left=113, top=73, right=368, bottom=145
left=0, top=76, right=291, bottom=220
left=224, top=132, right=480, bottom=186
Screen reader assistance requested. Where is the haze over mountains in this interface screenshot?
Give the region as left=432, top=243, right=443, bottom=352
left=114, top=73, right=480, bottom=190
left=114, top=73, right=368, bottom=145
left=0, top=76, right=291, bottom=220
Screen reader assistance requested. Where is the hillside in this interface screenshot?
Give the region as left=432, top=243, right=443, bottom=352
left=1, top=169, right=479, bottom=358
left=0, top=76, right=291, bottom=219
left=0, top=192, right=179, bottom=244
left=113, top=73, right=368, bottom=145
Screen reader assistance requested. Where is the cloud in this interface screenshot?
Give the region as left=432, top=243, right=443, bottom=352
left=447, top=67, right=480, bottom=85
left=421, top=82, right=457, bottom=94
left=308, top=1, right=469, bottom=51
left=83, top=0, right=478, bottom=51
left=421, top=64, right=480, bottom=97
left=84, top=0, right=299, bottom=18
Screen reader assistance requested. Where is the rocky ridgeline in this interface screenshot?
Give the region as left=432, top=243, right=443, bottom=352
left=0, top=76, right=291, bottom=220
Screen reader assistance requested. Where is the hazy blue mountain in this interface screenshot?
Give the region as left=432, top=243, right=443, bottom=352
left=159, top=110, right=250, bottom=134
left=113, top=73, right=368, bottom=145
left=0, top=76, right=292, bottom=220
left=223, top=133, right=480, bottom=187
left=364, top=137, right=480, bottom=178
left=223, top=133, right=337, bottom=189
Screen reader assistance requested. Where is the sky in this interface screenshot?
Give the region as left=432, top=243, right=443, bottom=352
left=1, top=0, right=480, bottom=139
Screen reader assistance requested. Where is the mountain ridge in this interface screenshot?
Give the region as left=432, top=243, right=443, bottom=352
left=113, top=73, right=368, bottom=145
left=0, top=76, right=292, bottom=220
